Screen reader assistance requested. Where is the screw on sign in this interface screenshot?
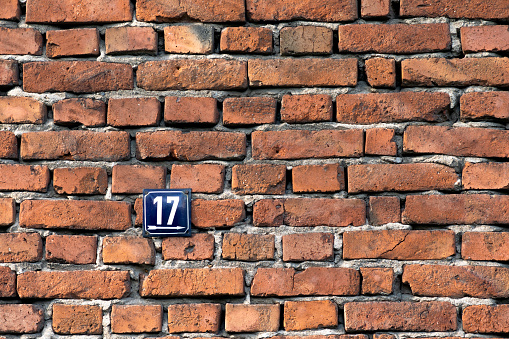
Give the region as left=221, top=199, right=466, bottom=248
left=143, top=189, right=191, bottom=237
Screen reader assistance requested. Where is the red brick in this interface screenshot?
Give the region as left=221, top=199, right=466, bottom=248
left=226, top=304, right=279, bottom=332
left=137, top=130, right=246, bottom=161
left=136, top=0, right=245, bottom=22
left=170, top=164, right=224, bottom=193
left=108, top=97, right=161, bottom=127
left=343, top=230, right=455, bottom=260
left=46, top=235, right=97, bottom=264
left=463, top=162, right=509, bottom=190
left=111, top=305, right=162, bottom=333
left=134, top=198, right=143, bottom=226
left=402, top=57, right=509, bottom=87
left=365, top=128, right=397, bottom=156
left=168, top=304, right=221, bottom=333
left=292, top=164, right=345, bottom=193
left=361, top=268, right=393, bottom=295
left=0, top=0, right=20, bottom=20
left=281, top=94, right=333, bottom=123
left=284, top=300, right=337, bottom=331
left=21, top=131, right=130, bottom=161
left=165, top=96, right=219, bottom=124
left=462, top=232, right=509, bottom=261
left=52, top=304, right=102, bottom=335
left=46, top=28, right=100, bottom=58
left=344, top=302, right=457, bottom=331
left=105, top=26, right=157, bottom=55
left=17, top=270, right=130, bottom=299
left=53, top=167, right=107, bottom=195
left=403, top=125, right=509, bottom=158
left=368, top=196, right=400, bottom=225
left=232, top=164, right=286, bottom=195
left=401, top=0, right=509, bottom=20
left=140, top=268, right=244, bottom=297
left=0, top=165, right=49, bottom=192
left=0, top=198, right=15, bottom=226
left=223, top=97, right=277, bottom=125
left=252, top=129, right=364, bottom=160
left=137, top=59, right=247, bottom=90
left=0, top=28, right=42, bottom=55
left=282, top=233, right=334, bottom=261
left=461, top=91, right=509, bottom=122
left=253, top=199, right=284, bottom=226
left=102, top=237, right=155, bottom=265
left=164, top=25, right=214, bottom=54
left=280, top=26, right=333, bottom=55
left=23, top=61, right=133, bottom=93
left=27, top=0, right=132, bottom=23
left=251, top=267, right=360, bottom=296
left=463, top=305, right=509, bottom=333
left=0, top=305, right=44, bottom=334
left=220, top=27, right=272, bottom=53
left=361, top=0, right=390, bottom=17
left=162, top=233, right=215, bottom=260
left=192, top=199, right=245, bottom=228
left=0, top=233, right=42, bottom=263
left=0, top=97, right=46, bottom=124
left=20, top=200, right=131, bottom=230
left=0, top=266, right=16, bottom=297
left=249, top=58, right=357, bottom=87
left=53, top=98, right=106, bottom=127
left=403, top=264, right=509, bottom=298
left=337, top=92, right=450, bottom=124
left=222, top=233, right=275, bottom=261
left=365, top=58, right=396, bottom=88
left=461, top=26, right=509, bottom=53
left=0, top=60, right=18, bottom=86
left=0, top=131, right=17, bottom=159
left=246, top=0, right=357, bottom=21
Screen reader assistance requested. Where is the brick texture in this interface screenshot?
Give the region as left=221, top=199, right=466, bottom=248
left=162, top=233, right=215, bottom=260
left=0, top=233, right=43, bottom=263
left=52, top=304, right=102, bottom=335
left=46, top=235, right=97, bottom=264
left=284, top=300, right=338, bottom=330
left=102, top=237, right=155, bottom=265
left=106, top=27, right=158, bottom=55
left=53, top=98, right=106, bottom=127
left=0, top=305, right=44, bottom=334
left=53, top=167, right=108, bottom=195
left=165, top=97, right=219, bottom=124
left=170, top=164, right=225, bottom=193
left=222, top=233, right=275, bottom=261
left=282, top=233, right=334, bottom=261
left=226, top=304, right=279, bottom=332
left=111, top=305, right=162, bottom=333
left=46, top=28, right=100, bottom=58
left=168, top=303, right=221, bottom=333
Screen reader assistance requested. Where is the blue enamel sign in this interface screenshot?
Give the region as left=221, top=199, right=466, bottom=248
left=142, top=189, right=192, bottom=237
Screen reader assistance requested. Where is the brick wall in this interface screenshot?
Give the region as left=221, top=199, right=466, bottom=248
left=1, top=0, right=509, bottom=337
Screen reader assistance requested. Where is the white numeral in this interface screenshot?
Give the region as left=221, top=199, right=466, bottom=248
left=153, top=196, right=180, bottom=225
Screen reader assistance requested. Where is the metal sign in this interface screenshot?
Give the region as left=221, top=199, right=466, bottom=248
left=142, top=189, right=191, bottom=237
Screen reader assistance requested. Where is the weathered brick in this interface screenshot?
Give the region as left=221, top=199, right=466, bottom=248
left=365, top=128, right=397, bottom=156
left=249, top=58, right=357, bottom=87
left=0, top=0, right=20, bottom=20
left=46, top=235, right=97, bottom=264
left=344, top=302, right=457, bottom=331
left=253, top=199, right=284, bottom=226
left=20, top=200, right=131, bottom=230
left=368, top=196, right=401, bottom=225
left=280, top=94, right=333, bottom=123
left=402, top=57, right=509, bottom=87
left=0, top=28, right=43, bottom=55
left=53, top=167, right=107, bottom=195
left=403, top=194, right=509, bottom=225
left=137, top=131, right=246, bottom=161
left=400, top=0, right=509, bottom=20
left=251, top=267, right=360, bottom=296
left=0, top=131, right=17, bottom=159
left=164, top=25, right=214, bottom=54
left=403, top=126, right=509, bottom=158
left=284, top=300, right=338, bottom=331
left=140, top=268, right=244, bottom=297
left=52, top=304, right=102, bottom=335
left=17, top=270, right=130, bottom=299
left=461, top=26, right=509, bottom=53
left=108, top=97, right=161, bottom=127
left=280, top=26, right=333, bottom=55
left=336, top=92, right=450, bottom=124
left=463, top=162, right=509, bottom=190
left=252, top=129, right=364, bottom=160
left=136, top=0, right=245, bottom=22
left=27, top=0, right=132, bottom=23
left=361, top=0, right=390, bottom=17
left=170, top=164, right=224, bottom=193
left=365, top=58, right=396, bottom=88
left=361, top=267, right=393, bottom=295
left=292, top=164, right=345, bottom=193
left=338, top=24, right=450, bottom=53
left=463, top=305, right=509, bottom=333
left=0, top=165, right=49, bottom=192
left=23, top=61, right=134, bottom=93
left=220, top=27, right=273, bottom=54
left=226, top=304, right=279, bottom=332
left=223, top=97, right=277, bottom=125
left=0, top=97, right=46, bottom=124
left=246, top=0, right=357, bottom=21
left=21, top=131, right=130, bottom=161
left=232, top=164, right=286, bottom=195
left=0, top=60, right=18, bottom=86
left=53, top=98, right=106, bottom=127
left=137, top=59, right=247, bottom=90
left=105, top=26, right=158, bottom=55
left=162, top=233, right=215, bottom=260
left=0, top=233, right=42, bottom=263
left=461, top=91, right=509, bottom=122
left=271, top=335, right=366, bottom=339
left=0, top=198, right=15, bottom=226
left=222, top=233, right=275, bottom=261
left=282, top=233, right=334, bottom=262
left=102, top=237, right=155, bottom=265
left=111, top=305, right=162, bottom=333
left=46, top=28, right=100, bottom=58
left=168, top=304, right=221, bottom=333
left=343, top=230, right=455, bottom=260
left=0, top=266, right=16, bottom=297
left=192, top=199, right=245, bottom=228
left=0, top=305, right=44, bottom=334
left=462, top=232, right=509, bottom=261
left=165, top=97, right=219, bottom=124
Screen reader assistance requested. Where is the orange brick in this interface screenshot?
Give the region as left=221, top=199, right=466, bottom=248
left=280, top=94, right=333, bottom=123
left=112, top=165, right=166, bottom=194
left=164, top=96, right=219, bottom=124
left=0, top=96, right=46, bottom=124
left=0, top=60, right=18, bottom=86
left=52, top=304, right=102, bottom=335
left=192, top=199, right=245, bottom=228
left=462, top=232, right=509, bottom=261
left=282, top=233, right=334, bottom=261
left=134, top=198, right=143, bottom=226
left=292, top=164, right=345, bottom=193
left=464, top=304, right=509, bottom=333
left=226, top=304, right=280, bottom=332
left=46, top=28, right=100, bottom=58
left=108, top=97, right=161, bottom=127
left=0, top=28, right=43, bottom=55
left=162, top=233, right=215, bottom=260
left=0, top=0, right=20, bottom=20
left=361, top=0, right=390, bottom=17
left=361, top=267, right=394, bottom=295
left=53, top=98, right=106, bottom=127
left=170, top=164, right=225, bottom=193
left=0, top=233, right=42, bottom=263
left=0, top=305, right=43, bottom=334
left=232, top=164, right=286, bottom=194
left=222, top=233, right=275, bottom=261
left=102, top=237, right=155, bottom=265
left=365, top=128, right=397, bottom=156
left=365, top=58, right=396, bottom=88
left=463, top=162, right=509, bottom=190
left=280, top=26, right=333, bottom=55
left=368, top=196, right=401, bottom=225
left=220, top=27, right=273, bottom=54
left=0, top=198, right=15, bottom=226
left=46, top=235, right=97, bottom=265
left=111, top=305, right=162, bottom=333
left=284, top=300, right=338, bottom=331
left=105, top=26, right=157, bottom=55
left=246, top=0, right=357, bottom=21
left=167, top=303, right=221, bottom=333
left=461, top=91, right=509, bottom=122
left=0, top=131, right=17, bottom=159
left=401, top=0, right=509, bottom=20
left=0, top=164, right=49, bottom=192
left=164, top=25, right=214, bottom=54
left=461, top=26, right=509, bottom=53
left=53, top=167, right=108, bottom=195
left=223, top=97, right=277, bottom=125
left=0, top=266, right=16, bottom=297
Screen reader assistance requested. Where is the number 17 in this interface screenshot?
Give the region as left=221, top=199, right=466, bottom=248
left=153, top=196, right=180, bottom=226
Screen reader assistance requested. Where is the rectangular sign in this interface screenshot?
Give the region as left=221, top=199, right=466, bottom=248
left=142, top=189, right=191, bottom=237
